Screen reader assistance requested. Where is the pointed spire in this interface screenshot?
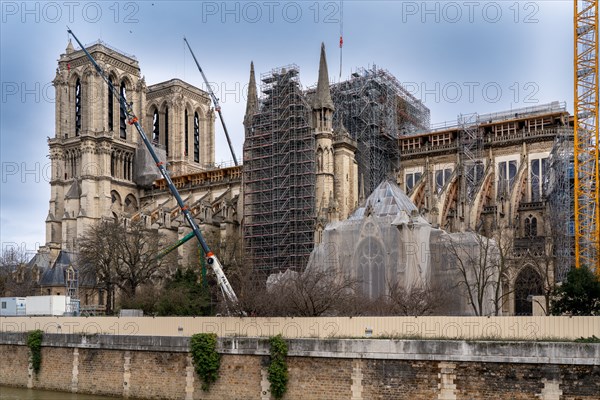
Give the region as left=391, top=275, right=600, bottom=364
left=244, top=61, right=258, bottom=127
left=66, top=39, right=74, bottom=54
left=336, top=120, right=349, bottom=136
left=313, top=43, right=334, bottom=111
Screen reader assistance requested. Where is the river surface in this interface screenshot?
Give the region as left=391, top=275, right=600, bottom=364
left=0, top=386, right=123, bottom=400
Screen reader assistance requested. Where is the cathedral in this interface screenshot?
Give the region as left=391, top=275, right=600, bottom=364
left=45, top=40, right=218, bottom=252
left=26, top=38, right=573, bottom=316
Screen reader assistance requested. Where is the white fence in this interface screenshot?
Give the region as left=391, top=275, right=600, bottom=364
left=1, top=316, right=599, bottom=340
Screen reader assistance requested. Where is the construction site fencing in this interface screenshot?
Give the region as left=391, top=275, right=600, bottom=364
left=1, top=316, right=598, bottom=341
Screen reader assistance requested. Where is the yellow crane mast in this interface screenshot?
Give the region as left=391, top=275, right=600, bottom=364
left=574, top=0, right=600, bottom=273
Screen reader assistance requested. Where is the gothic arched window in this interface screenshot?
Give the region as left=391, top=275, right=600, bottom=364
left=75, top=78, right=82, bottom=136
left=530, top=217, right=538, bottom=237
left=119, top=82, right=127, bottom=139
left=152, top=109, right=159, bottom=144
left=164, top=107, right=169, bottom=156
left=194, top=112, right=200, bottom=163
left=514, top=266, right=542, bottom=316
left=356, top=233, right=386, bottom=299
left=184, top=109, right=189, bottom=157
left=107, top=77, right=114, bottom=131
left=525, top=215, right=538, bottom=237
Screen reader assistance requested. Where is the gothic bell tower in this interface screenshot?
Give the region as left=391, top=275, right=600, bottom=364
left=46, top=40, right=146, bottom=251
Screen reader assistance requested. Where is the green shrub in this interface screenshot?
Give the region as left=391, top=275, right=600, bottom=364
left=268, top=334, right=288, bottom=399
left=190, top=333, right=220, bottom=391
left=551, top=266, right=600, bottom=316
left=574, top=335, right=600, bottom=343
left=27, top=330, right=43, bottom=374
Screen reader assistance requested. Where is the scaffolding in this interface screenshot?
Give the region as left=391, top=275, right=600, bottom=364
left=65, top=264, right=80, bottom=315
left=458, top=113, right=484, bottom=205
left=545, top=130, right=575, bottom=282
left=330, top=66, right=430, bottom=195
left=243, top=66, right=315, bottom=273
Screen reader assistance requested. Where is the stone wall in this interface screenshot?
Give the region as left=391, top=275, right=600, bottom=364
left=0, top=333, right=598, bottom=400
left=0, top=344, right=29, bottom=387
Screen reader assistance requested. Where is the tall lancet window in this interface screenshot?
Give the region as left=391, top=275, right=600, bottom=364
left=184, top=109, right=189, bottom=157
left=164, top=107, right=169, bottom=156
left=107, top=77, right=114, bottom=131
left=194, top=112, right=200, bottom=163
left=152, top=109, right=159, bottom=144
left=75, top=78, right=82, bottom=136
left=119, top=82, right=127, bottom=139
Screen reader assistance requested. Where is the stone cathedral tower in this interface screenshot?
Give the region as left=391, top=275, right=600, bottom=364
left=45, top=40, right=215, bottom=254
left=313, top=43, right=358, bottom=243
left=313, top=43, right=336, bottom=217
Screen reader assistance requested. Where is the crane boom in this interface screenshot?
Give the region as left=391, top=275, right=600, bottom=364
left=156, top=231, right=195, bottom=260
left=184, top=37, right=239, bottom=166
left=66, top=28, right=242, bottom=308
left=573, top=0, right=600, bottom=273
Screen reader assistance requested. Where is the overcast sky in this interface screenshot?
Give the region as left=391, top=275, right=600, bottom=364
left=0, top=1, right=573, bottom=257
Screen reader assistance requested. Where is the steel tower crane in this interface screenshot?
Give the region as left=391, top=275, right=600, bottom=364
left=184, top=37, right=238, bottom=166
left=573, top=0, right=600, bottom=273
left=66, top=28, right=243, bottom=311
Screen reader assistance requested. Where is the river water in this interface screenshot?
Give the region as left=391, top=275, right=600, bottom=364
left=0, top=386, right=123, bottom=400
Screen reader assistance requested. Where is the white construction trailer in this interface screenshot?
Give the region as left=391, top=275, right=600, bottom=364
left=0, top=297, right=27, bottom=316
left=25, top=295, right=69, bottom=316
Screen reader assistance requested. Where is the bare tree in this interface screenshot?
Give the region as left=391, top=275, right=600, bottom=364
left=385, top=281, right=446, bottom=316
left=269, top=268, right=359, bottom=317
left=79, top=219, right=169, bottom=312
left=229, top=269, right=274, bottom=316
left=79, top=221, right=120, bottom=314
left=114, top=219, right=167, bottom=300
left=0, top=246, right=37, bottom=297
left=0, top=268, right=6, bottom=296
left=0, top=246, right=30, bottom=266
left=443, top=231, right=500, bottom=316
left=489, top=226, right=515, bottom=316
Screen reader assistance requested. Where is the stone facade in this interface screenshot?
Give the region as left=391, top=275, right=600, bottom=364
left=397, top=102, right=573, bottom=315
left=45, top=40, right=217, bottom=257
left=0, top=334, right=598, bottom=400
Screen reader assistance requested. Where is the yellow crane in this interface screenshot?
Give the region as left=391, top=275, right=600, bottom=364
left=574, top=0, right=600, bottom=273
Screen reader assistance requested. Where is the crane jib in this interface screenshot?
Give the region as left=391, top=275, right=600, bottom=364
left=183, top=37, right=239, bottom=166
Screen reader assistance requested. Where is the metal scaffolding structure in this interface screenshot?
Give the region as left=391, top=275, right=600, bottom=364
left=330, top=66, right=430, bottom=195
left=243, top=66, right=315, bottom=273
left=65, top=264, right=80, bottom=315
left=458, top=113, right=484, bottom=205
left=545, top=131, right=575, bottom=282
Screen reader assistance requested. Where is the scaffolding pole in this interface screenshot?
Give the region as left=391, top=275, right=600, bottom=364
left=546, top=130, right=575, bottom=281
